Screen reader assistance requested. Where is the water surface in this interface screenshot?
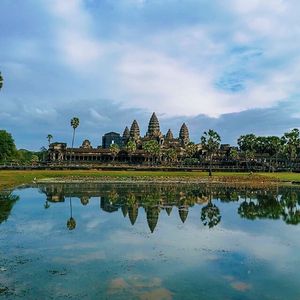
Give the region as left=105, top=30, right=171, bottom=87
left=0, top=183, right=300, bottom=299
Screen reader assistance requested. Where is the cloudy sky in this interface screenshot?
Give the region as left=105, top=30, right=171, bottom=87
left=1, top=0, right=300, bottom=150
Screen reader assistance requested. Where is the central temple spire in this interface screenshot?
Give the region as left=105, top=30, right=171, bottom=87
left=147, top=112, right=161, bottom=137
left=179, top=123, right=189, bottom=145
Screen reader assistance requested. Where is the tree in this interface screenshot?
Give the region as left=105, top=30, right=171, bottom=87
left=281, top=128, right=300, bottom=169
left=264, top=136, right=282, bottom=171
left=229, top=148, right=239, bottom=168
left=15, top=149, right=35, bottom=165
left=200, top=187, right=221, bottom=228
left=237, top=134, right=257, bottom=152
left=281, top=190, right=300, bottom=225
left=201, top=129, right=221, bottom=176
left=67, top=197, right=76, bottom=230
left=143, top=140, right=161, bottom=164
left=47, top=134, right=53, bottom=146
left=31, top=155, right=39, bottom=165
left=165, top=148, right=177, bottom=165
left=0, top=191, right=19, bottom=224
left=70, top=117, right=80, bottom=162
left=201, top=201, right=221, bottom=228
left=245, top=150, right=255, bottom=170
left=0, top=130, right=17, bottom=163
left=125, top=140, right=136, bottom=162
left=185, top=142, right=198, bottom=159
left=237, top=134, right=257, bottom=171
left=109, top=143, right=120, bottom=162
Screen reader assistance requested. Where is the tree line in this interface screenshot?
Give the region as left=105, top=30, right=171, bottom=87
left=0, top=130, right=43, bottom=165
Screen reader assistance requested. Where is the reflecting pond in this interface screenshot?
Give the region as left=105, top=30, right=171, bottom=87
left=1, top=183, right=300, bottom=299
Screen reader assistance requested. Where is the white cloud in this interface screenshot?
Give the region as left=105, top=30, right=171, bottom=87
left=115, top=46, right=297, bottom=117
left=38, top=0, right=300, bottom=117
left=117, top=49, right=224, bottom=117
left=230, top=0, right=287, bottom=15
left=58, top=30, right=103, bottom=67
left=45, top=0, right=103, bottom=69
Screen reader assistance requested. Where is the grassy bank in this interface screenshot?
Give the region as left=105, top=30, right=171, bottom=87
left=1, top=170, right=300, bottom=191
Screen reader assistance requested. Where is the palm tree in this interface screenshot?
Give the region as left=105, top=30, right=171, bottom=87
left=165, top=148, right=177, bottom=165
left=67, top=197, right=76, bottom=230
left=281, top=128, right=300, bottom=170
left=237, top=134, right=257, bottom=171
left=201, top=187, right=221, bottom=228
left=185, top=142, right=197, bottom=159
left=109, top=144, right=120, bottom=162
left=70, top=117, right=80, bottom=162
left=47, top=134, right=53, bottom=146
left=125, top=140, right=136, bottom=163
left=260, top=136, right=282, bottom=172
left=201, top=129, right=221, bottom=176
left=229, top=148, right=239, bottom=168
left=143, top=140, right=160, bottom=164
left=0, top=72, right=3, bottom=91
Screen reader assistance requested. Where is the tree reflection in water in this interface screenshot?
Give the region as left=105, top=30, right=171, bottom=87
left=0, top=191, right=19, bottom=224
left=36, top=183, right=300, bottom=232
left=67, top=197, right=76, bottom=230
left=201, top=186, right=221, bottom=228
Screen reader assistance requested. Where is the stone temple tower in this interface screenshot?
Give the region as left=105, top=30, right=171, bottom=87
left=147, top=112, right=161, bottom=138
left=165, top=129, right=174, bottom=140
left=129, top=120, right=140, bottom=141
left=122, top=126, right=130, bottom=145
left=179, top=123, right=190, bottom=146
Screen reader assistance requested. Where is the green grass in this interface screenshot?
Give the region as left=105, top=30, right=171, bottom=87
left=1, top=170, right=300, bottom=191
left=259, top=172, right=300, bottom=182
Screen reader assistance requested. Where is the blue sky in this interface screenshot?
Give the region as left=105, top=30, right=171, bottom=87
left=1, top=0, right=300, bottom=150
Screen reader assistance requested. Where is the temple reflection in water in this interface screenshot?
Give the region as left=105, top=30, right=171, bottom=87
left=35, top=183, right=300, bottom=232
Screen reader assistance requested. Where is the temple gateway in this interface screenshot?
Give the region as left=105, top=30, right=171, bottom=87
left=48, top=112, right=198, bottom=164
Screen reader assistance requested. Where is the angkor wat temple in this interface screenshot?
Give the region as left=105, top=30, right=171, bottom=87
left=48, top=112, right=200, bottom=164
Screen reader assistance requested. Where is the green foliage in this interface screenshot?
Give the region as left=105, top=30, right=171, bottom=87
left=67, top=217, right=76, bottom=230
left=245, top=150, right=255, bottom=160
left=281, top=128, right=300, bottom=161
left=201, top=201, right=221, bottom=228
left=0, top=191, right=19, bottom=224
left=0, top=130, right=17, bottom=162
left=70, top=117, right=80, bottom=130
left=229, top=148, right=239, bottom=160
left=125, top=140, right=137, bottom=154
left=109, top=143, right=120, bottom=160
left=183, top=158, right=199, bottom=165
left=16, top=149, right=34, bottom=164
left=200, top=129, right=221, bottom=176
left=143, top=140, right=161, bottom=159
left=125, top=140, right=137, bottom=161
left=31, top=155, right=39, bottom=164
left=237, top=134, right=257, bottom=152
left=254, top=136, right=283, bottom=156
left=201, top=130, right=221, bottom=155
left=165, top=148, right=178, bottom=163
left=185, top=142, right=197, bottom=158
